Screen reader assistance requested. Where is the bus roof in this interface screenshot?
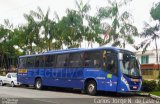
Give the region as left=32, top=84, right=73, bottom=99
left=19, top=47, right=132, bottom=58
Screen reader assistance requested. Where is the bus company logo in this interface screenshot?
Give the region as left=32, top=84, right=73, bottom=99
left=27, top=69, right=83, bottom=78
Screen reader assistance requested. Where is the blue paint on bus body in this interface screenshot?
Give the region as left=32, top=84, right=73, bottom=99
left=17, top=47, right=142, bottom=93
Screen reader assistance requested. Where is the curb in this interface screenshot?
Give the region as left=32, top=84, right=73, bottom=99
left=138, top=93, right=160, bottom=101
left=149, top=94, right=160, bottom=101
left=138, top=93, right=150, bottom=97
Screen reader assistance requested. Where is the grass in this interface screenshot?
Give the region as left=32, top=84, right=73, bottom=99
left=150, top=91, right=160, bottom=96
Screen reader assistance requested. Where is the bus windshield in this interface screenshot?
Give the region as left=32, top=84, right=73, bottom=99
left=120, top=52, right=141, bottom=77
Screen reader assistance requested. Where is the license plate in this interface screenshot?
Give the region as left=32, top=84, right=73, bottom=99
left=133, top=86, right=137, bottom=89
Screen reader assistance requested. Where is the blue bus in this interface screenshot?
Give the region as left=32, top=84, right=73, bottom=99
left=17, top=47, right=142, bottom=95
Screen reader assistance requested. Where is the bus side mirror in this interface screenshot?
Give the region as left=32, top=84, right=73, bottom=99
left=118, top=53, right=123, bottom=60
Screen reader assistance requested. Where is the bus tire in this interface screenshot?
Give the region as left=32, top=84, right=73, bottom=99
left=86, top=80, right=97, bottom=95
left=35, top=78, right=43, bottom=90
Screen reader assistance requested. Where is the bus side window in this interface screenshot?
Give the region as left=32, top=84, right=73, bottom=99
left=19, top=58, right=26, bottom=68
left=56, top=54, right=69, bottom=67
left=35, top=56, right=44, bottom=68
left=26, top=57, right=35, bottom=68
left=105, top=53, right=118, bottom=74
left=45, top=55, right=56, bottom=68
left=35, top=57, right=40, bottom=67
left=40, top=56, right=45, bottom=67
left=83, top=51, right=102, bottom=68
left=68, top=53, right=82, bottom=67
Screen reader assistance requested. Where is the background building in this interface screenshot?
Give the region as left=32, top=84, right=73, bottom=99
left=136, top=49, right=160, bottom=80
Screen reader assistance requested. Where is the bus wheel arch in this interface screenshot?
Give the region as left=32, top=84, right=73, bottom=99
left=84, top=78, right=97, bottom=95
left=35, top=77, right=43, bottom=90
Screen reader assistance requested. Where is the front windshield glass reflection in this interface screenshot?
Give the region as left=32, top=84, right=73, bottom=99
left=120, top=52, right=141, bottom=77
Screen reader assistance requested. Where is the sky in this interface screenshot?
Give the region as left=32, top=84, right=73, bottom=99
left=0, top=0, right=160, bottom=51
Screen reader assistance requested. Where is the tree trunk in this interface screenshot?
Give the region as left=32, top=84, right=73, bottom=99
left=48, top=40, right=51, bottom=51
left=123, top=40, right=126, bottom=48
left=155, top=36, right=159, bottom=79
left=30, top=42, right=32, bottom=54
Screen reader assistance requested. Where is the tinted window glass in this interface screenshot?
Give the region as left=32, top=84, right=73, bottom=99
left=35, top=56, right=45, bottom=68
left=83, top=51, right=102, bottom=67
left=104, top=51, right=118, bottom=74
left=121, top=52, right=141, bottom=77
left=26, top=57, right=35, bottom=68
left=19, top=58, right=26, bottom=68
left=44, top=55, right=56, bottom=67
left=68, top=52, right=82, bottom=67
left=56, top=54, right=69, bottom=67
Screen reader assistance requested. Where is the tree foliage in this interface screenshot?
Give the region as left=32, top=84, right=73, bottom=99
left=0, top=0, right=140, bottom=70
left=140, top=2, right=160, bottom=78
left=98, top=0, right=138, bottom=48
left=150, top=2, right=160, bottom=21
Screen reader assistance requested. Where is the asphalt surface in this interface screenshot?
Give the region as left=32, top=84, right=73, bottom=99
left=0, top=86, right=159, bottom=104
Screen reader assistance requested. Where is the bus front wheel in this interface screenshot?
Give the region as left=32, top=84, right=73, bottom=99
left=35, top=78, right=43, bottom=90
left=86, top=80, right=97, bottom=95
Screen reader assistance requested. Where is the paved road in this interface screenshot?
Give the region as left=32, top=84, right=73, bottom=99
left=0, top=86, right=159, bottom=104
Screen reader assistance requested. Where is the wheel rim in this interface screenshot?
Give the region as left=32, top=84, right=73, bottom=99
left=88, top=84, right=95, bottom=93
left=36, top=80, right=41, bottom=89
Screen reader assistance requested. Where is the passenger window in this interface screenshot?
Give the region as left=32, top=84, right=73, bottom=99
left=105, top=52, right=118, bottom=74
left=26, top=57, right=35, bottom=68
left=35, top=56, right=45, bottom=68
left=68, top=53, right=82, bottom=67
left=56, top=54, right=69, bottom=67
left=19, top=58, right=26, bottom=68
left=83, top=51, right=102, bottom=68
left=45, top=55, right=56, bottom=68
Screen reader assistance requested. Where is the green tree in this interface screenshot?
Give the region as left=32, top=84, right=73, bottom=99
left=150, top=2, right=160, bottom=66
left=23, top=14, right=40, bottom=54
left=74, top=0, right=92, bottom=48
left=85, top=15, right=102, bottom=47
left=141, top=2, right=160, bottom=66
left=150, top=2, right=160, bottom=22
left=140, top=2, right=160, bottom=81
left=98, top=0, right=138, bottom=48
left=30, top=7, right=56, bottom=51
left=57, top=9, right=83, bottom=48
left=0, top=20, right=20, bottom=69
left=140, top=23, right=159, bottom=60
left=150, top=2, right=160, bottom=79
